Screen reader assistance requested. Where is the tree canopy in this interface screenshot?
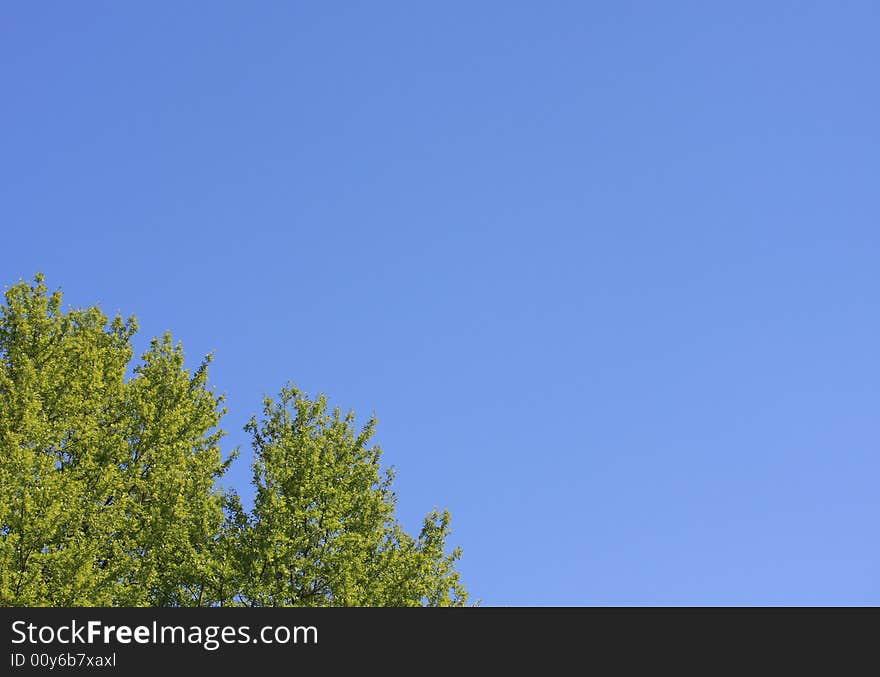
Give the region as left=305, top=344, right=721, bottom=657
left=0, top=274, right=467, bottom=606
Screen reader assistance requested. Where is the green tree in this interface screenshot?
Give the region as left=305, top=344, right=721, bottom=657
left=0, top=274, right=231, bottom=605
left=233, top=386, right=466, bottom=606
left=0, top=274, right=467, bottom=606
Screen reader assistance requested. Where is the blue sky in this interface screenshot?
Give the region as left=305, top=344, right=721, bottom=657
left=2, top=2, right=878, bottom=605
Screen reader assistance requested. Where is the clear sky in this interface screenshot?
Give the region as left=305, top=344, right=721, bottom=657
left=2, top=2, right=878, bottom=605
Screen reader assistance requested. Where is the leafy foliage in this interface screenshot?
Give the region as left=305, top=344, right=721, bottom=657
left=0, top=275, right=466, bottom=606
